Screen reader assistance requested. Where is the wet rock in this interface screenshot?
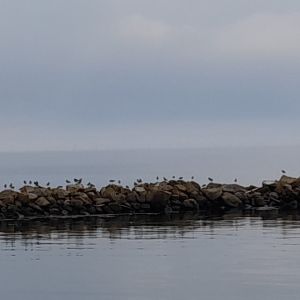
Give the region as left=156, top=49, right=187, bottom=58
left=183, top=199, right=199, bottom=210
left=222, top=184, right=246, bottom=193
left=69, top=199, right=84, bottom=209
left=150, top=191, right=171, bottom=211
left=95, top=198, right=110, bottom=205
left=203, top=187, right=223, bottom=201
left=222, top=192, right=242, bottom=208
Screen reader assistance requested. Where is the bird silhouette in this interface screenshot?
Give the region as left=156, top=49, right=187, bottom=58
left=234, top=178, right=237, bottom=183
left=281, top=170, right=286, bottom=174
left=163, top=177, right=167, bottom=181
left=137, top=179, right=142, bottom=183
left=191, top=176, right=194, bottom=180
left=179, top=177, right=183, bottom=180
left=109, top=180, right=115, bottom=183
left=29, top=180, right=32, bottom=185
left=208, top=177, right=213, bottom=182
left=34, top=181, right=39, bottom=187
left=23, top=180, right=27, bottom=185
left=4, top=184, right=7, bottom=188
left=66, top=180, right=71, bottom=184
left=118, top=180, right=121, bottom=184
left=9, top=183, right=14, bottom=189
left=46, top=182, right=50, bottom=186
left=78, top=178, right=82, bottom=184
left=172, top=176, right=175, bottom=179
left=156, top=176, right=159, bottom=181
left=57, top=186, right=63, bottom=189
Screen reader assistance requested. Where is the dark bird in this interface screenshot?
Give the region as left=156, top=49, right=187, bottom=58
left=126, top=185, right=130, bottom=189
left=57, top=186, right=63, bottom=189
left=74, top=178, right=78, bottom=183
left=23, top=180, right=27, bottom=185
left=46, top=182, right=50, bottom=186
left=34, top=181, right=39, bottom=187
left=109, top=179, right=115, bottom=183
left=172, top=176, right=175, bottom=179
left=179, top=177, right=183, bottom=180
left=281, top=170, right=286, bottom=174
left=9, top=183, right=14, bottom=189
left=234, top=178, right=237, bottom=183
left=156, top=176, right=159, bottom=181
left=4, top=184, right=7, bottom=189
left=66, top=180, right=71, bottom=184
left=208, top=177, right=213, bottom=182
left=191, top=176, right=194, bottom=180
left=137, top=179, right=142, bottom=183
left=163, top=177, right=167, bottom=181
left=134, top=182, right=138, bottom=186
left=77, top=178, right=82, bottom=184
left=118, top=180, right=121, bottom=184
left=202, top=184, right=207, bottom=187
left=29, top=180, right=32, bottom=185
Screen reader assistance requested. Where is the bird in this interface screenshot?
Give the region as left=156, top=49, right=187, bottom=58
left=126, top=185, right=130, bottom=189
left=9, top=183, right=14, bottom=189
left=156, top=176, right=159, bottom=181
left=134, top=182, right=138, bottom=186
left=77, top=178, right=82, bottom=184
left=66, top=180, right=71, bottom=184
left=74, top=178, right=78, bottom=183
left=137, top=179, right=142, bottom=183
left=202, top=184, right=207, bottom=188
left=172, top=176, right=175, bottom=179
left=57, top=185, right=63, bottom=189
left=29, top=180, right=32, bottom=185
left=34, top=181, right=39, bottom=187
left=234, top=178, right=238, bottom=183
left=109, top=179, right=115, bottom=183
left=179, top=177, right=183, bottom=180
left=4, top=184, right=7, bottom=189
left=163, top=177, right=167, bottom=181
left=281, top=170, right=286, bottom=174
left=46, top=182, right=50, bottom=186
left=191, top=176, right=194, bottom=180
left=23, top=180, right=27, bottom=185
left=118, top=180, right=121, bottom=184
left=208, top=177, right=213, bottom=182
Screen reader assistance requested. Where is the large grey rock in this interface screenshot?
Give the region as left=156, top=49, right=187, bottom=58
left=203, top=187, right=222, bottom=201
left=222, top=192, right=242, bottom=208
left=35, top=197, right=50, bottom=207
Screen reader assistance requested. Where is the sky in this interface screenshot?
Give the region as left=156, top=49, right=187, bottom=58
left=1, top=0, right=300, bottom=151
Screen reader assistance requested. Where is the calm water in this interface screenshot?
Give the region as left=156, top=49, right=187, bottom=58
left=1, top=212, right=300, bottom=300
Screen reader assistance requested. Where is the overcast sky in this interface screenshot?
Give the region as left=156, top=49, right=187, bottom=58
left=1, top=0, right=300, bottom=151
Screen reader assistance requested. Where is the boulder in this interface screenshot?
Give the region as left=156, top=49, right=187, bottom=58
left=35, top=197, right=50, bottom=207
left=183, top=199, right=199, bottom=210
left=203, top=187, right=222, bottom=201
left=222, top=192, right=242, bottom=208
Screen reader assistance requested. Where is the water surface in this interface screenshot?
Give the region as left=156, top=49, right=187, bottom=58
left=1, top=212, right=300, bottom=300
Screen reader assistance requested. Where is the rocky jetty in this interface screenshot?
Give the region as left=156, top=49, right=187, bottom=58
left=0, top=175, right=300, bottom=220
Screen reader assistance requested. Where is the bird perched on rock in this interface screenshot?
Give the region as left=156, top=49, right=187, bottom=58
left=23, top=180, right=27, bottom=185
left=66, top=180, right=71, bottom=184
left=46, top=182, right=50, bottom=186
left=34, top=181, right=39, bottom=187
left=126, top=185, right=129, bottom=189
left=172, top=176, right=175, bottom=179
left=4, top=184, right=7, bottom=188
left=9, top=183, right=14, bottom=189
left=29, top=180, right=32, bottom=185
left=109, top=179, right=115, bottom=183
left=156, top=176, right=159, bottom=181
left=163, top=177, right=167, bottom=181
left=118, top=180, right=121, bottom=184
left=281, top=170, right=286, bottom=174
left=179, top=177, right=183, bottom=180
left=57, top=186, right=63, bottom=189
left=234, top=178, right=238, bottom=183
left=191, top=176, right=194, bottom=180
left=78, top=178, right=82, bottom=184
left=208, top=177, right=213, bottom=182
left=137, top=179, right=142, bottom=183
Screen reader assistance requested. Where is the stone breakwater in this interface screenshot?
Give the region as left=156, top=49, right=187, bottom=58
left=0, top=175, right=300, bottom=220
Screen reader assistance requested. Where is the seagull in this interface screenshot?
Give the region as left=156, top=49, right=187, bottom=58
left=179, top=177, right=183, bottom=180
left=34, top=181, right=39, bottom=187
left=234, top=178, right=238, bottom=183
left=66, top=180, right=71, bottom=184
left=9, top=183, right=14, bottom=189
left=4, top=184, right=7, bottom=188
left=281, top=170, right=286, bottom=174
left=134, top=182, right=138, bottom=186
left=57, top=185, right=63, bottom=189
left=118, top=180, right=121, bottom=184
left=191, top=176, right=194, bottom=180
left=172, top=176, right=175, bottom=179
left=156, top=176, right=159, bottom=181
left=126, top=185, right=130, bottom=189
left=202, top=184, right=207, bottom=187
left=77, top=178, right=82, bottom=184
left=208, top=177, right=213, bottom=182
left=163, top=177, right=167, bottom=181
left=74, top=178, right=78, bottom=183
left=29, top=180, right=32, bottom=185
left=137, top=179, right=142, bottom=183
left=46, top=182, right=50, bottom=186
left=23, top=180, right=27, bottom=185
left=109, top=179, right=115, bottom=183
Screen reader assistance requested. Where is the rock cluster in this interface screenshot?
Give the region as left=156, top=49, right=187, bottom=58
left=0, top=175, right=300, bottom=220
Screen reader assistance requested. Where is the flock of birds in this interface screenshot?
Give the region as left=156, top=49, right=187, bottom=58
left=2, top=170, right=288, bottom=190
